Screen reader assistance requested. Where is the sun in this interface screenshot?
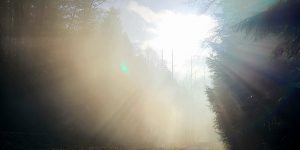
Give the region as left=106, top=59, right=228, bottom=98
left=147, top=13, right=217, bottom=59
left=145, top=13, right=217, bottom=76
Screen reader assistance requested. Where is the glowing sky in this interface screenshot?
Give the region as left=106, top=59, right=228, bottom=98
left=104, top=0, right=217, bottom=80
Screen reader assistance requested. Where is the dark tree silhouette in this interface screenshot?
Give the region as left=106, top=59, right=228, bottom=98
left=207, top=0, right=300, bottom=149
left=236, top=0, right=300, bottom=57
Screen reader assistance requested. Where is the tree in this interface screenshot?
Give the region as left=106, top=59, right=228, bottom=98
left=0, top=0, right=110, bottom=148
left=207, top=0, right=300, bottom=149
left=236, top=0, right=300, bottom=57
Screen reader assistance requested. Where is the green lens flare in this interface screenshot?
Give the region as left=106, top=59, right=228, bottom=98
left=120, top=63, right=129, bottom=74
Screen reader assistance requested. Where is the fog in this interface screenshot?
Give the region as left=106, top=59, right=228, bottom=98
left=0, top=1, right=223, bottom=149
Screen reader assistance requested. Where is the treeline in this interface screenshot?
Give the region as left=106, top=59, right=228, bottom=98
left=0, top=0, right=182, bottom=149
left=207, top=0, right=300, bottom=149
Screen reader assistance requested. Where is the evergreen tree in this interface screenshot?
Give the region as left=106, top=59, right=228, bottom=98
left=207, top=0, right=300, bottom=149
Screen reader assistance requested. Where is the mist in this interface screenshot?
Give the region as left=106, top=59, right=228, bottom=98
left=0, top=1, right=223, bottom=149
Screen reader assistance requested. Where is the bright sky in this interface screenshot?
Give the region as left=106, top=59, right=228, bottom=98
left=104, top=0, right=218, bottom=80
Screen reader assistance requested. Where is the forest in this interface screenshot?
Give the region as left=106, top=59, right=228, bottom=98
left=207, top=0, right=300, bottom=149
left=0, top=0, right=300, bottom=150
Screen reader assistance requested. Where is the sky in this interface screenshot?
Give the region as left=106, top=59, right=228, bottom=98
left=103, top=0, right=218, bottom=81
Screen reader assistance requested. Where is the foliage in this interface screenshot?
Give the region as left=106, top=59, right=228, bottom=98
left=236, top=0, right=300, bottom=57
left=207, top=0, right=300, bottom=149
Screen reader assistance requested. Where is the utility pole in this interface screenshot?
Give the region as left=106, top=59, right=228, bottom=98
left=161, top=49, right=164, bottom=66
left=171, top=50, right=174, bottom=79
left=191, top=56, right=193, bottom=87
left=203, top=64, right=206, bottom=86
